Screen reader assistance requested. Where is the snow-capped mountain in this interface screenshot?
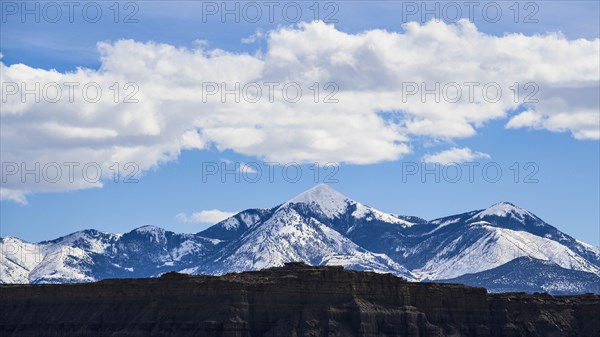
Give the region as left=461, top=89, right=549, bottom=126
left=0, top=227, right=221, bottom=283
left=194, top=190, right=413, bottom=278
left=1, top=184, right=599, bottom=295
left=396, top=202, right=600, bottom=281
left=438, top=256, right=600, bottom=295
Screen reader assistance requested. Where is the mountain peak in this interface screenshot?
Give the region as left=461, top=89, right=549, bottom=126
left=289, top=184, right=348, bottom=203
left=284, top=184, right=351, bottom=218
left=471, top=201, right=535, bottom=223
left=282, top=184, right=414, bottom=226
left=133, top=225, right=164, bottom=233
left=486, top=201, right=525, bottom=213
left=494, top=201, right=517, bottom=207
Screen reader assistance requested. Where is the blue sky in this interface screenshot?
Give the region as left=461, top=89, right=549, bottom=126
left=1, top=1, right=599, bottom=246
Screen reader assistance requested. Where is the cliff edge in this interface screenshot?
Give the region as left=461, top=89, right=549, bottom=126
left=1, top=262, right=599, bottom=336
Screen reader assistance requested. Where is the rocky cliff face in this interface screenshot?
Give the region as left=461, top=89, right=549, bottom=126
left=1, top=263, right=599, bottom=337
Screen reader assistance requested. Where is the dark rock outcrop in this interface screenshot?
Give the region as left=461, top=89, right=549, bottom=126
left=1, top=263, right=599, bottom=336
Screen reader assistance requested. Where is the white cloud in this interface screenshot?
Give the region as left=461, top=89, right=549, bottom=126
left=176, top=209, right=236, bottom=224
left=506, top=85, right=600, bottom=139
left=239, top=163, right=258, bottom=174
left=509, top=115, right=600, bottom=140
left=0, top=188, right=28, bottom=205
left=506, top=110, right=544, bottom=129
left=1, top=20, right=598, bottom=202
left=219, top=159, right=258, bottom=174
left=422, top=147, right=491, bottom=165
left=241, top=29, right=265, bottom=44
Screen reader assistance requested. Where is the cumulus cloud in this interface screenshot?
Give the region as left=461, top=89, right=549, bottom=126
left=422, top=147, right=491, bottom=165
left=507, top=86, right=600, bottom=139
left=176, top=209, right=237, bottom=224
left=1, top=20, right=598, bottom=202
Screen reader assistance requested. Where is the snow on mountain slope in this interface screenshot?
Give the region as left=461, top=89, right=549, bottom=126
left=44, top=229, right=121, bottom=254
left=27, top=244, right=97, bottom=284
left=407, top=202, right=600, bottom=272
left=284, top=184, right=415, bottom=232
left=201, top=205, right=413, bottom=278
left=351, top=203, right=414, bottom=227
left=0, top=226, right=222, bottom=283
left=0, top=234, right=104, bottom=284
left=169, top=235, right=221, bottom=262
left=470, top=202, right=540, bottom=224
left=412, top=224, right=600, bottom=280
left=438, top=256, right=600, bottom=295
left=110, top=226, right=222, bottom=277
left=576, top=239, right=600, bottom=263
left=0, top=237, right=42, bottom=283
left=284, top=184, right=351, bottom=219
left=199, top=208, right=274, bottom=241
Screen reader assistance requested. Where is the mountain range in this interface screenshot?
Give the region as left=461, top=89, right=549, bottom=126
left=2, top=184, right=599, bottom=294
